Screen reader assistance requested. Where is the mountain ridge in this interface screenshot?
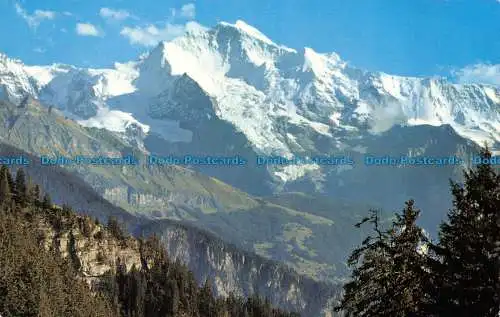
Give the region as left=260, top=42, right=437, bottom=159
left=0, top=18, right=496, bottom=298
left=0, top=18, right=493, bottom=239
left=1, top=20, right=498, bottom=162
left=0, top=97, right=364, bottom=286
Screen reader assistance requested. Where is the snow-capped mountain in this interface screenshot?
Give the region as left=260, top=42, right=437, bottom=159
left=1, top=20, right=499, bottom=172
left=1, top=20, right=497, bottom=292
left=0, top=53, right=39, bottom=103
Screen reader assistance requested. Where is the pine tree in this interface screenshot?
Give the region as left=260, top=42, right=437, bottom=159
left=386, top=200, right=430, bottom=316
left=427, top=147, right=500, bottom=316
left=15, top=168, right=27, bottom=207
left=29, top=184, right=41, bottom=204
left=62, top=204, right=73, bottom=217
left=5, top=166, right=15, bottom=196
left=10, top=199, right=16, bottom=212
left=107, top=216, right=125, bottom=241
left=334, top=209, right=391, bottom=316
left=25, top=177, right=34, bottom=206
left=115, top=257, right=128, bottom=315
left=166, top=278, right=180, bottom=315
left=68, top=230, right=82, bottom=272
left=128, top=266, right=146, bottom=317
left=0, top=165, right=11, bottom=205
left=42, top=192, right=52, bottom=209
left=199, top=279, right=216, bottom=317
left=335, top=201, right=429, bottom=316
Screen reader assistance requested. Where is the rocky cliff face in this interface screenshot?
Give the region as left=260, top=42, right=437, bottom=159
left=140, top=220, right=341, bottom=317
left=31, top=206, right=341, bottom=317
left=38, top=214, right=142, bottom=278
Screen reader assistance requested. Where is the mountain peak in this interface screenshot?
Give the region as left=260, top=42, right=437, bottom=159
left=216, top=20, right=296, bottom=53
left=302, top=47, right=344, bottom=76
left=0, top=23, right=498, bottom=156
left=232, top=20, right=274, bottom=45
left=141, top=41, right=169, bottom=68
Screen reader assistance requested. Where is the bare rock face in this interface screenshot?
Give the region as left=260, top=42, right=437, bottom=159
left=141, top=220, right=342, bottom=317
left=32, top=211, right=342, bottom=317
left=37, top=215, right=142, bottom=281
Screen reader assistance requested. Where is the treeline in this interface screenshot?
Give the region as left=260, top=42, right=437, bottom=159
left=335, top=148, right=500, bottom=316
left=0, top=165, right=300, bottom=317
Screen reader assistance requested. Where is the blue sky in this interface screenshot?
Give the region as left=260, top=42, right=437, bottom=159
left=1, top=0, right=499, bottom=83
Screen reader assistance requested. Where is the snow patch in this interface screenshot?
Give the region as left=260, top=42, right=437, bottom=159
left=77, top=107, right=150, bottom=133
left=234, top=20, right=274, bottom=46
left=379, top=74, right=405, bottom=99
left=274, top=164, right=320, bottom=182
left=24, top=65, right=59, bottom=87
left=407, top=118, right=443, bottom=127
left=303, top=48, right=328, bottom=76
left=369, top=102, right=406, bottom=134
left=163, top=40, right=227, bottom=96
left=329, top=112, right=341, bottom=126
left=219, top=20, right=296, bottom=53
left=88, top=67, right=138, bottom=98
left=484, top=87, right=500, bottom=104
left=452, top=124, right=499, bottom=148
left=308, top=121, right=332, bottom=136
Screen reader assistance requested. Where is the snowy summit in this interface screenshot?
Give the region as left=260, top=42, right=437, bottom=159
left=0, top=20, right=499, bottom=166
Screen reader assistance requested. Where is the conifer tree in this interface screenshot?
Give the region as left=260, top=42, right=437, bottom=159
left=28, top=184, right=41, bottom=204
left=62, top=204, right=73, bottom=217
left=335, top=201, right=428, bottom=316
left=427, top=147, right=500, bottom=316
left=0, top=165, right=11, bottom=205
left=68, top=230, right=82, bottom=272
left=42, top=192, right=52, bottom=209
left=334, top=209, right=392, bottom=316
left=107, top=216, right=125, bottom=241
left=25, top=178, right=34, bottom=206
left=199, top=279, right=217, bottom=316
left=10, top=199, right=16, bottom=212
left=15, top=168, right=27, bottom=206
left=166, top=278, right=180, bottom=315
left=5, top=166, right=15, bottom=196
left=386, top=200, right=430, bottom=316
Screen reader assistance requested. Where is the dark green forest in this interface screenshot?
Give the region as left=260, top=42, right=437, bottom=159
left=0, top=165, right=300, bottom=317
left=335, top=148, right=500, bottom=316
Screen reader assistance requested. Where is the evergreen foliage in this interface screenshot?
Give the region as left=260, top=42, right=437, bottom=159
left=0, top=201, right=114, bottom=316
left=425, top=147, right=500, bottom=316
left=336, top=147, right=500, bottom=316
left=335, top=201, right=428, bottom=316
left=29, top=184, right=40, bottom=204
left=41, top=192, right=52, bottom=209
left=0, top=165, right=11, bottom=205
left=14, top=168, right=27, bottom=207
left=107, top=216, right=127, bottom=241
left=0, top=165, right=299, bottom=317
left=68, top=230, right=82, bottom=272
